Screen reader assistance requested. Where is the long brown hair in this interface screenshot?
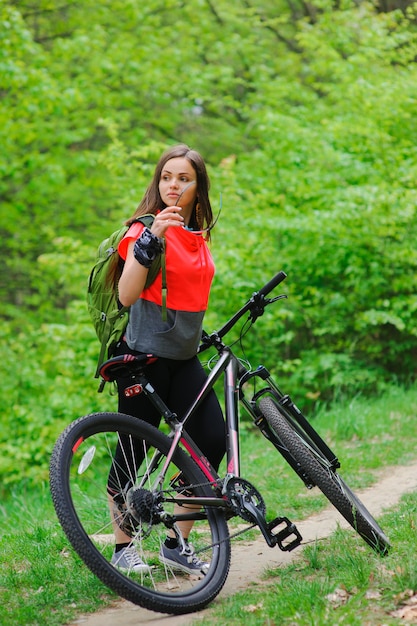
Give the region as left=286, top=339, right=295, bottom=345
left=126, top=144, right=214, bottom=241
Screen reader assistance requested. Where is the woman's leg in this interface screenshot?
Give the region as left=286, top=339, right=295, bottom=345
left=167, top=356, right=226, bottom=472
left=108, top=348, right=172, bottom=546
left=162, top=356, right=226, bottom=541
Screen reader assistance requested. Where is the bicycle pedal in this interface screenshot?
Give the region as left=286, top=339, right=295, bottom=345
left=267, top=516, right=302, bottom=552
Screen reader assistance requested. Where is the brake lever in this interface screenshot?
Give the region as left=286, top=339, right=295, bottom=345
left=198, top=331, right=217, bottom=353
left=267, top=294, right=288, bottom=304
left=248, top=293, right=287, bottom=322
left=248, top=292, right=267, bottom=322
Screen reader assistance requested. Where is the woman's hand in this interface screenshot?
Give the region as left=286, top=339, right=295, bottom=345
left=151, top=205, right=184, bottom=238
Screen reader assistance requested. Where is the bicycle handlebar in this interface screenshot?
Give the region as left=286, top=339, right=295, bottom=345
left=200, top=271, right=287, bottom=349
left=258, top=270, right=287, bottom=297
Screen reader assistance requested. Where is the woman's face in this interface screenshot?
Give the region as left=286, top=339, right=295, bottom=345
left=159, top=157, right=198, bottom=214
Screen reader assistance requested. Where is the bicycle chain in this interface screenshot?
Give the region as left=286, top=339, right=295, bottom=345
left=164, top=479, right=260, bottom=555
left=122, top=480, right=259, bottom=555
left=194, top=523, right=258, bottom=555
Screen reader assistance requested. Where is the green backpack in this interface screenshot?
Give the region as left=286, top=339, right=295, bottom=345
left=87, top=214, right=166, bottom=383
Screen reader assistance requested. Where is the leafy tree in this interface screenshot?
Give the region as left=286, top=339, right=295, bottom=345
left=2, top=0, right=417, bottom=489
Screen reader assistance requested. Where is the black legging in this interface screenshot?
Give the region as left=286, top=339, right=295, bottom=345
left=108, top=342, right=226, bottom=494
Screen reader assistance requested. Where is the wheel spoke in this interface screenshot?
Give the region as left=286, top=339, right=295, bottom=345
left=50, top=412, right=231, bottom=614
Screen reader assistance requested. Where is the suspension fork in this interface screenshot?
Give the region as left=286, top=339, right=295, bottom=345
left=262, top=377, right=340, bottom=469
left=239, top=368, right=340, bottom=471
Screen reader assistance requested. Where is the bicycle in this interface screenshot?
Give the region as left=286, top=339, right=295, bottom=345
left=49, top=270, right=390, bottom=615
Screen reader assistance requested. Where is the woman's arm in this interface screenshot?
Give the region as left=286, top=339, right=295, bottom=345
left=117, top=239, right=149, bottom=307
left=118, top=205, right=185, bottom=307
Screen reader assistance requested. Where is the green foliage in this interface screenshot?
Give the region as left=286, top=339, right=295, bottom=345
left=2, top=0, right=417, bottom=487
left=0, top=311, right=113, bottom=490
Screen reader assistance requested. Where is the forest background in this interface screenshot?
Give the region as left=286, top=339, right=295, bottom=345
left=1, top=0, right=417, bottom=493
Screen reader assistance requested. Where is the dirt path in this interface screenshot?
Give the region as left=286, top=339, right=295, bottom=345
left=70, top=461, right=417, bottom=626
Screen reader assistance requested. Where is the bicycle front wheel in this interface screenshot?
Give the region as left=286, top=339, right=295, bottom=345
left=50, top=412, right=231, bottom=615
left=259, top=397, right=390, bottom=555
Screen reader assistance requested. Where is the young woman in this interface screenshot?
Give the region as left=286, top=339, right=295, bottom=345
left=107, top=144, right=226, bottom=575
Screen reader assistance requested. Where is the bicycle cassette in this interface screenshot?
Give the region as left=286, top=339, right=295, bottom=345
left=224, top=477, right=266, bottom=523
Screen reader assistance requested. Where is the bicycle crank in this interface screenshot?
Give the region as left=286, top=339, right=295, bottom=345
left=224, top=476, right=302, bottom=551
left=224, top=476, right=266, bottom=522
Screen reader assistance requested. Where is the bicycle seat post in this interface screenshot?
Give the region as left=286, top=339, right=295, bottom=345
left=134, top=373, right=180, bottom=425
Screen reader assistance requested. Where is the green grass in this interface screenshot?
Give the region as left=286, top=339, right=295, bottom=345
left=0, top=484, right=115, bottom=626
left=1, top=383, right=417, bottom=625
left=196, top=491, right=417, bottom=625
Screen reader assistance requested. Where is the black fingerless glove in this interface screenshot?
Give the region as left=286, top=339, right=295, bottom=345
left=133, top=228, right=163, bottom=268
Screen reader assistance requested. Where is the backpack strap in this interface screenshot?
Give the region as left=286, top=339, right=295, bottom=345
left=94, top=304, right=129, bottom=379
left=160, top=238, right=167, bottom=322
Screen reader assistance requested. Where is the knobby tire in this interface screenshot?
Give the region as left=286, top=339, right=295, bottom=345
left=259, top=397, right=390, bottom=555
left=49, top=412, right=231, bottom=615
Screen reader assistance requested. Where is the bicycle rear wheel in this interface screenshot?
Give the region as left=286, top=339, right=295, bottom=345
left=259, top=397, right=390, bottom=555
left=50, top=412, right=230, bottom=615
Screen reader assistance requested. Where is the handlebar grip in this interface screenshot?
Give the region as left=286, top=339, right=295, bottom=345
left=258, top=271, right=287, bottom=297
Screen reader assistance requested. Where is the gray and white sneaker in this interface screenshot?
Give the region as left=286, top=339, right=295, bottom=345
left=111, top=545, right=150, bottom=574
left=159, top=543, right=209, bottom=576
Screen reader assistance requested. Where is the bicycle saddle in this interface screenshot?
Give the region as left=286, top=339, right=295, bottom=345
left=99, top=353, right=157, bottom=382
